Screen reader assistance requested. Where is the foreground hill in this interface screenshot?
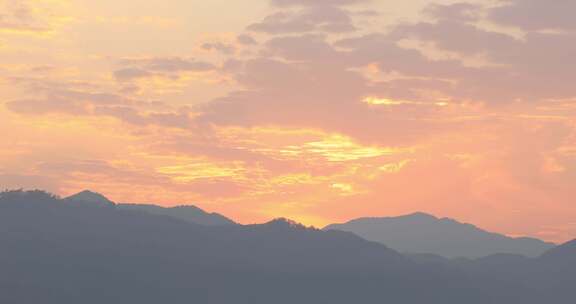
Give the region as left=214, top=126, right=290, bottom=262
left=325, top=212, right=554, bottom=258
left=0, top=190, right=497, bottom=304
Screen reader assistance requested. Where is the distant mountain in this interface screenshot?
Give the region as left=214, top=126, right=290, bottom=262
left=64, top=190, right=235, bottom=226
left=540, top=239, right=576, bottom=263
left=325, top=212, right=554, bottom=258
left=118, top=203, right=236, bottom=226
left=65, top=190, right=115, bottom=207
left=535, top=239, right=576, bottom=300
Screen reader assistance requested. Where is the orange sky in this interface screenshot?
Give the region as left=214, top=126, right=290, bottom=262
left=1, top=0, right=575, bottom=242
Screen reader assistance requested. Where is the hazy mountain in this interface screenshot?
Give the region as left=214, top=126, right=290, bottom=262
left=65, top=190, right=235, bottom=226
left=540, top=239, right=576, bottom=263
left=118, top=203, right=236, bottom=226
left=325, top=212, right=554, bottom=258
left=0, top=190, right=499, bottom=304
left=65, top=190, right=115, bottom=207
left=534, top=239, right=576, bottom=301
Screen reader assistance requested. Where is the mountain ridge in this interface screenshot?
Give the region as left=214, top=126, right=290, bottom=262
left=325, top=212, right=555, bottom=258
left=65, top=190, right=116, bottom=207
left=62, top=190, right=235, bottom=226
left=118, top=203, right=236, bottom=226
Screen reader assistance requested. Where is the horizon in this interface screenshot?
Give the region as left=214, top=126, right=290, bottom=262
left=0, top=188, right=560, bottom=245
left=1, top=0, right=576, bottom=244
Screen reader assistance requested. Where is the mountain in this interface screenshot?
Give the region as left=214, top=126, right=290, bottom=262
left=533, top=239, right=576, bottom=300
left=540, top=239, right=576, bottom=263
left=118, top=203, right=236, bottom=226
left=0, top=190, right=500, bottom=304
left=65, top=190, right=235, bottom=226
left=65, top=190, right=115, bottom=207
left=325, top=212, right=554, bottom=258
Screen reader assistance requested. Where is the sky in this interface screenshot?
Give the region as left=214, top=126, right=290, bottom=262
left=1, top=0, right=575, bottom=242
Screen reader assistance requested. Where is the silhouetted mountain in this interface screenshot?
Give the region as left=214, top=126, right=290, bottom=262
left=406, top=252, right=453, bottom=265
left=0, top=190, right=503, bottom=304
left=325, top=212, right=554, bottom=258
left=540, top=239, right=576, bottom=263
left=118, top=203, right=236, bottom=226
left=532, top=239, right=576, bottom=302
left=248, top=217, right=312, bottom=232
left=65, top=190, right=115, bottom=207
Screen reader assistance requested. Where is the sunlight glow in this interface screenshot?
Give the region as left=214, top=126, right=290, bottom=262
left=157, top=163, right=243, bottom=183
left=281, top=135, right=399, bottom=162
left=363, top=97, right=450, bottom=107
left=379, top=160, right=411, bottom=173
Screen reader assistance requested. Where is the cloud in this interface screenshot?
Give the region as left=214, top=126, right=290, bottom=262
left=0, top=173, right=58, bottom=192
left=31, top=159, right=180, bottom=197
left=6, top=97, right=193, bottom=129
left=194, top=0, right=576, bottom=150
left=0, top=0, right=49, bottom=32
left=264, top=34, right=343, bottom=63
left=184, top=179, right=248, bottom=198
left=112, top=56, right=217, bottom=85
left=119, top=56, right=216, bottom=73
left=270, top=0, right=369, bottom=7
left=387, top=4, right=576, bottom=102
left=114, top=68, right=152, bottom=82
left=237, top=34, right=258, bottom=45
left=4, top=77, right=140, bottom=116
left=201, top=42, right=236, bottom=55
left=248, top=6, right=357, bottom=34
left=8, top=77, right=138, bottom=106
left=6, top=98, right=89, bottom=115
left=3, top=76, right=194, bottom=129
left=490, top=0, right=576, bottom=31
left=0, top=0, right=70, bottom=36
left=424, top=3, right=482, bottom=23
left=198, top=58, right=438, bottom=144
left=93, top=106, right=194, bottom=129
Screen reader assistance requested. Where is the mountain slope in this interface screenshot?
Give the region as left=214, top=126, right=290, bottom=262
left=325, top=212, right=554, bottom=258
left=65, top=190, right=115, bottom=207
left=65, top=190, right=235, bottom=226
left=540, top=239, right=576, bottom=263
left=118, top=203, right=236, bottom=226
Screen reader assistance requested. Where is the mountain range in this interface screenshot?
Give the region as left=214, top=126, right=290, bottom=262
left=325, top=212, right=555, bottom=258
left=1, top=189, right=573, bottom=303
left=68, top=191, right=555, bottom=258
left=65, top=190, right=236, bottom=226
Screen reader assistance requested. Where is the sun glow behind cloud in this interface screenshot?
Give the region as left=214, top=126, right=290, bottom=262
left=363, top=96, right=449, bottom=107
left=157, top=162, right=244, bottom=183
left=280, top=135, right=401, bottom=162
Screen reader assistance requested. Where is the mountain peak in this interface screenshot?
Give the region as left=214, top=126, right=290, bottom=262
left=401, top=212, right=438, bottom=220
left=541, top=239, right=576, bottom=261
left=325, top=212, right=554, bottom=258
left=66, top=190, right=115, bottom=207
left=260, top=218, right=310, bottom=230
